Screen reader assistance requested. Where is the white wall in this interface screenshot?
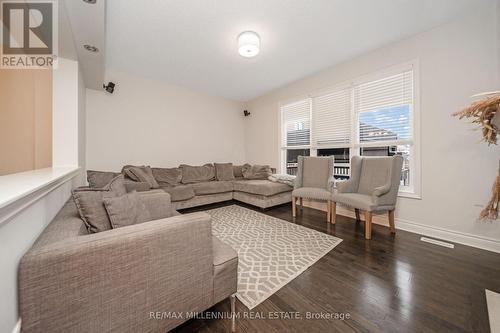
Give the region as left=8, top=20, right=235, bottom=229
left=244, top=4, right=500, bottom=250
left=52, top=58, right=81, bottom=168
left=498, top=0, right=500, bottom=81
left=86, top=71, right=246, bottom=171
left=78, top=65, right=87, bottom=183
left=0, top=175, right=81, bottom=333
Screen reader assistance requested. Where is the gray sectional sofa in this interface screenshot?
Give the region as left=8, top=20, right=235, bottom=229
left=18, top=163, right=291, bottom=333
left=88, top=163, right=293, bottom=210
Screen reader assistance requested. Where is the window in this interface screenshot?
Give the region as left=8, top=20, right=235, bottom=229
left=280, top=99, right=312, bottom=176
left=354, top=69, right=415, bottom=193
left=280, top=62, right=420, bottom=197
left=286, top=149, right=310, bottom=175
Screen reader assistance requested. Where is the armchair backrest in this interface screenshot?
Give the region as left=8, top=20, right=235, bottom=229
left=295, top=156, right=334, bottom=190
left=350, top=155, right=404, bottom=198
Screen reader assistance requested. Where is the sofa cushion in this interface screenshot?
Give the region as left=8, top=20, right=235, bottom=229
left=242, top=164, right=271, bottom=180
left=122, top=165, right=159, bottom=189
left=152, top=167, right=182, bottom=186
left=191, top=181, right=233, bottom=195
left=233, top=179, right=292, bottom=196
left=103, top=191, right=152, bottom=229
left=214, top=163, right=235, bottom=181
left=212, top=237, right=238, bottom=304
left=124, top=180, right=151, bottom=193
left=87, top=170, right=120, bottom=188
left=161, top=185, right=195, bottom=202
left=180, top=164, right=216, bottom=184
left=72, top=175, right=127, bottom=233
left=233, top=165, right=244, bottom=178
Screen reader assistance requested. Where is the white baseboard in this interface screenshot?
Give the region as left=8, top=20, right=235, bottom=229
left=395, top=217, right=500, bottom=254
left=301, top=199, right=500, bottom=253
left=11, top=319, right=21, bottom=333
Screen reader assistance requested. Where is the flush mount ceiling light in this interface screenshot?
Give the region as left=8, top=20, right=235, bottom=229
left=84, top=44, right=99, bottom=52
left=238, top=31, right=260, bottom=58
left=82, top=0, right=96, bottom=3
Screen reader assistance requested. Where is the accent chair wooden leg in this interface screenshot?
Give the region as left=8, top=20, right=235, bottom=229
left=364, top=211, right=372, bottom=240
left=299, top=198, right=303, bottom=210
left=388, top=210, right=396, bottom=234
left=230, top=294, right=236, bottom=332
left=326, top=200, right=331, bottom=222
left=355, top=209, right=361, bottom=222
left=331, top=201, right=336, bottom=224
left=292, top=196, right=297, bottom=217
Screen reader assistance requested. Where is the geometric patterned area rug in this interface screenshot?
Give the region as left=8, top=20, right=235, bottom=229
left=206, top=205, right=342, bottom=309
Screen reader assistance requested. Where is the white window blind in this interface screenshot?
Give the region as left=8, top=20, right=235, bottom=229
left=281, top=99, right=311, bottom=147
left=312, top=88, right=351, bottom=147
left=355, top=70, right=413, bottom=143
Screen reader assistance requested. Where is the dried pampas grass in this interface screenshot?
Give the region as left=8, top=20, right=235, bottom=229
left=480, top=167, right=500, bottom=220
left=454, top=93, right=500, bottom=220
left=453, top=95, right=500, bottom=145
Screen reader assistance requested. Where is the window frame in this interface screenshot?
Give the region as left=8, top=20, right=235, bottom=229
left=279, top=60, right=421, bottom=199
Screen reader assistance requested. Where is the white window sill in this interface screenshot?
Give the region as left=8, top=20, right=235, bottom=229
left=0, top=167, right=81, bottom=224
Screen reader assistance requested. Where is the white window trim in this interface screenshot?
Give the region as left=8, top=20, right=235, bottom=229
left=279, top=60, right=422, bottom=199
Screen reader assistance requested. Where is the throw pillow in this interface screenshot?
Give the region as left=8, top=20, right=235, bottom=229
left=179, top=164, right=216, bottom=184
left=242, top=164, right=272, bottom=180
left=122, top=165, right=159, bottom=189
left=87, top=170, right=120, bottom=188
left=233, top=165, right=244, bottom=178
left=72, top=175, right=127, bottom=233
left=103, top=191, right=152, bottom=229
left=151, top=167, right=182, bottom=186
left=215, top=163, right=235, bottom=181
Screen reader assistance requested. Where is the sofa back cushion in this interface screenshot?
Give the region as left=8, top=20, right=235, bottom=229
left=215, top=163, right=235, bottom=181
left=233, top=165, right=244, bottom=178
left=180, top=164, right=215, bottom=184
left=122, top=165, right=159, bottom=189
left=72, top=175, right=127, bottom=233
left=151, top=167, right=182, bottom=186
left=103, top=191, right=152, bottom=229
left=87, top=170, right=120, bottom=188
left=242, top=164, right=271, bottom=180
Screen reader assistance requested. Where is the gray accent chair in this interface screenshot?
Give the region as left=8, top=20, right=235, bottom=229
left=331, top=155, right=404, bottom=239
left=292, top=156, right=335, bottom=222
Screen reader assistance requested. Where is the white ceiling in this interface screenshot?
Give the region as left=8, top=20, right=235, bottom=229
left=63, top=0, right=105, bottom=90
left=105, top=0, right=491, bottom=101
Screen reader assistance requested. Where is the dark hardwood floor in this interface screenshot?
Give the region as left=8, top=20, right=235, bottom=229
left=173, top=201, right=500, bottom=333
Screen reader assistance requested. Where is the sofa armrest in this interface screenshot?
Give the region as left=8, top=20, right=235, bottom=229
left=138, top=190, right=177, bottom=219
left=19, top=213, right=214, bottom=333
left=124, top=179, right=151, bottom=192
